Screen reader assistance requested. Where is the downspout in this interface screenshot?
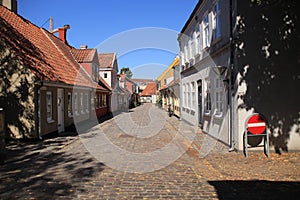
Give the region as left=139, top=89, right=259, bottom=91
left=35, top=81, right=44, bottom=140
left=228, top=0, right=235, bottom=151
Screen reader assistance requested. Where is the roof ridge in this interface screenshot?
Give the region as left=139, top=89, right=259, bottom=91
left=41, top=28, right=95, bottom=87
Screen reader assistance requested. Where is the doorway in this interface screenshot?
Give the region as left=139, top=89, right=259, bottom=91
left=57, top=88, right=64, bottom=133
left=197, top=80, right=202, bottom=127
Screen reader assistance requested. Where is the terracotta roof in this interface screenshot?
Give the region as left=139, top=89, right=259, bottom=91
left=141, top=82, right=157, bottom=96
left=70, top=48, right=97, bottom=63
left=131, top=78, right=155, bottom=83
left=0, top=6, right=108, bottom=91
left=98, top=53, right=115, bottom=68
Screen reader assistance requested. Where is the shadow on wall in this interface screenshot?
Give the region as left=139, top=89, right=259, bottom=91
left=0, top=17, right=52, bottom=139
left=235, top=0, right=300, bottom=153
left=208, top=180, right=300, bottom=200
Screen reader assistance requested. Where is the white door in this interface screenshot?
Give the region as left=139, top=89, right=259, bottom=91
left=57, top=88, right=64, bottom=133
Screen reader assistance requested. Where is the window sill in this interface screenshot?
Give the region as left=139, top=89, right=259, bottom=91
left=204, top=112, right=212, bottom=116
left=214, top=113, right=223, bottom=118
left=211, top=36, right=222, bottom=45
left=47, top=119, right=55, bottom=124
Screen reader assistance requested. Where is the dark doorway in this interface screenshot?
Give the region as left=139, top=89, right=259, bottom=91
left=197, top=80, right=202, bottom=127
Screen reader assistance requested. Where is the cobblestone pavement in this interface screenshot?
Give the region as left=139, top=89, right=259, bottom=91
left=1, top=104, right=300, bottom=199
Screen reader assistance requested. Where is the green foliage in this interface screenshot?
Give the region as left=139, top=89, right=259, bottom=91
left=120, top=67, right=133, bottom=78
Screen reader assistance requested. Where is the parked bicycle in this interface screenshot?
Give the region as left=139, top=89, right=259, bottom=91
left=168, top=104, right=174, bottom=117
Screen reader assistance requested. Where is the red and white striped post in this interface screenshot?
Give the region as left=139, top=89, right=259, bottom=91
left=244, top=113, right=270, bottom=157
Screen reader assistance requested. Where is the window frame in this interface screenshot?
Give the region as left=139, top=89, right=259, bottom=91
left=204, top=80, right=212, bottom=115
left=67, top=92, right=73, bottom=117
left=215, top=78, right=224, bottom=117
left=46, top=91, right=54, bottom=123
left=213, top=0, right=221, bottom=41
left=203, top=14, right=210, bottom=48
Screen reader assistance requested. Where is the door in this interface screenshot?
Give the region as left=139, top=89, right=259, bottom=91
left=57, top=88, right=64, bottom=133
left=197, top=80, right=202, bottom=126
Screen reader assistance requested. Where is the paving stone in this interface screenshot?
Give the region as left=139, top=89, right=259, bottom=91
left=0, top=104, right=299, bottom=199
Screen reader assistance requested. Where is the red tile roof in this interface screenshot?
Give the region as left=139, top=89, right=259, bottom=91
left=98, top=53, right=115, bottom=68
left=131, top=78, right=155, bottom=83
left=0, top=5, right=108, bottom=91
left=141, top=82, right=157, bottom=96
left=70, top=48, right=97, bottom=63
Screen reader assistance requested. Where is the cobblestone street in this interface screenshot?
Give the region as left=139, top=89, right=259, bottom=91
left=1, top=104, right=300, bottom=199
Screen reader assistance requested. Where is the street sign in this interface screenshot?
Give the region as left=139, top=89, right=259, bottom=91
left=246, top=114, right=267, bottom=135
left=244, top=113, right=270, bottom=158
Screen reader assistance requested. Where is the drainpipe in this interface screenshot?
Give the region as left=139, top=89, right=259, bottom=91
left=179, top=69, right=183, bottom=120
left=35, top=81, right=44, bottom=140
left=228, top=0, right=235, bottom=152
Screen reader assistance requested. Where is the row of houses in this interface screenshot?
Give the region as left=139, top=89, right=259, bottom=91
left=0, top=1, right=142, bottom=139
left=156, top=0, right=299, bottom=153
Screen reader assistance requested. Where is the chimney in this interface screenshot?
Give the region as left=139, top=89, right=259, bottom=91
left=80, top=44, right=88, bottom=49
left=58, top=25, right=70, bottom=44
left=1, top=0, right=18, bottom=13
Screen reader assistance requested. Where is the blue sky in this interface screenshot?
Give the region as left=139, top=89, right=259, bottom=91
left=18, top=0, right=198, bottom=79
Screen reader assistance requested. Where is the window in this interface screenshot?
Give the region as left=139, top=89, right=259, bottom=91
left=215, top=78, right=224, bottom=116
left=184, top=45, right=188, bottom=62
left=85, top=93, right=89, bottom=113
left=205, top=80, right=212, bottom=114
left=91, top=93, right=95, bottom=111
left=74, top=93, right=79, bottom=115
left=183, top=84, right=187, bottom=107
left=80, top=93, right=84, bottom=114
left=213, top=0, right=221, bottom=40
left=187, top=83, right=191, bottom=108
left=67, top=92, right=73, bottom=117
left=196, top=24, right=202, bottom=53
left=46, top=91, right=53, bottom=122
left=98, top=93, right=102, bottom=107
left=95, top=94, right=98, bottom=109
left=104, top=73, right=107, bottom=78
left=191, top=82, right=196, bottom=109
left=102, top=94, right=107, bottom=107
left=203, top=14, right=210, bottom=48
left=189, top=36, right=194, bottom=60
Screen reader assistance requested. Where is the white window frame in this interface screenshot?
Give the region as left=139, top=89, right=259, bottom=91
left=183, top=84, right=186, bottom=107
left=203, top=14, right=210, bottom=48
left=215, top=78, right=224, bottom=117
left=191, top=82, right=196, bottom=110
left=46, top=91, right=54, bottom=123
left=187, top=83, right=191, bottom=108
left=196, top=23, right=202, bottom=54
left=204, top=80, right=212, bottom=115
left=213, top=0, right=221, bottom=40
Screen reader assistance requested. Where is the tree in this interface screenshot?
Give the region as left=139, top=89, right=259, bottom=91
left=120, top=67, right=133, bottom=78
